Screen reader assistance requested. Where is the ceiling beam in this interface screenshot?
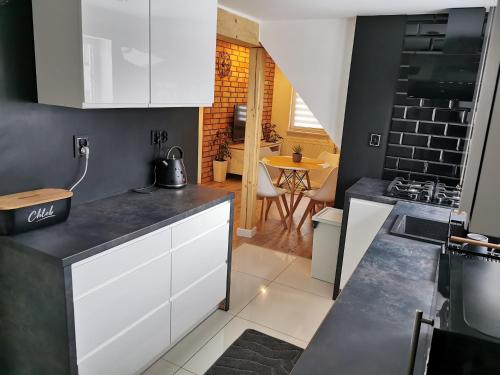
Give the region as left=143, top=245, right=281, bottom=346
left=217, top=8, right=260, bottom=47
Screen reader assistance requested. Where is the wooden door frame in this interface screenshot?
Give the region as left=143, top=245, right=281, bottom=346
left=237, top=47, right=266, bottom=237
left=206, top=8, right=263, bottom=237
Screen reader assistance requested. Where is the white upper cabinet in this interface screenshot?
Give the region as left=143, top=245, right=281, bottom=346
left=81, top=0, right=150, bottom=107
left=150, top=0, right=217, bottom=107
left=31, top=0, right=216, bottom=108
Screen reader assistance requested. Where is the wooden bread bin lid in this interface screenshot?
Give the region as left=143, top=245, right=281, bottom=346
left=0, top=189, right=73, bottom=210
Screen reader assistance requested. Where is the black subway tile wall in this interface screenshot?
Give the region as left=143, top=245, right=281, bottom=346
left=383, top=13, right=479, bottom=186
left=392, top=119, right=418, bottom=133
left=418, top=121, right=446, bottom=135
left=414, top=148, right=442, bottom=162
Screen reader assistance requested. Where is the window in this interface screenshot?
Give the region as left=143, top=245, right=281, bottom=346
left=290, top=91, right=325, bottom=133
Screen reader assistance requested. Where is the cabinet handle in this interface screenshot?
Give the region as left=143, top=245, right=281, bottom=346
left=407, top=310, right=434, bottom=375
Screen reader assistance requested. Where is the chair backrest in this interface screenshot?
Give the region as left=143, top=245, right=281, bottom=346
left=312, top=167, right=339, bottom=203
left=257, top=162, right=280, bottom=198
left=308, top=151, right=340, bottom=186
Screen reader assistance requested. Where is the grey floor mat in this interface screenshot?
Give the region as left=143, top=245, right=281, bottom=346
left=204, top=329, right=304, bottom=375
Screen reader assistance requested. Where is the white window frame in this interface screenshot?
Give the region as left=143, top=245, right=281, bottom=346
left=288, top=89, right=327, bottom=136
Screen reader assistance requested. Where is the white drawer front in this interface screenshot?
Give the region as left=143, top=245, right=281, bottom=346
left=74, top=254, right=171, bottom=360
left=78, top=302, right=171, bottom=375
left=171, top=264, right=227, bottom=343
left=171, top=223, right=229, bottom=296
left=171, top=202, right=230, bottom=248
left=72, top=227, right=171, bottom=298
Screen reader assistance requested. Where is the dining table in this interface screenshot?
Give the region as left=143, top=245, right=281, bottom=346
left=262, top=155, right=330, bottom=230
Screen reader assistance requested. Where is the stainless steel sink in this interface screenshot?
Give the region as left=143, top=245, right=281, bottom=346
left=390, top=215, right=449, bottom=244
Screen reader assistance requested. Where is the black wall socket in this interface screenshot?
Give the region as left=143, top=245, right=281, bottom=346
left=151, top=130, right=168, bottom=145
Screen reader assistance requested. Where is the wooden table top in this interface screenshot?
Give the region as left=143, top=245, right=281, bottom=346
left=262, top=156, right=329, bottom=171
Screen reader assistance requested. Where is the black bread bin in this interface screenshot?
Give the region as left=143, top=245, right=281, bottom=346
left=0, top=189, right=73, bottom=235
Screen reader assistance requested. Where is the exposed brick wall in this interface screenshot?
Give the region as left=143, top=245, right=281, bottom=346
left=201, top=39, right=275, bottom=183
left=382, top=14, right=481, bottom=186
left=263, top=55, right=275, bottom=125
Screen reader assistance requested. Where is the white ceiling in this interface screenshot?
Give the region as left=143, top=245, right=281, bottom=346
left=218, top=0, right=496, bottom=21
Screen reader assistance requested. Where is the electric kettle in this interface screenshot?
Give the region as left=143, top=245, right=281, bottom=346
left=157, top=146, right=187, bottom=188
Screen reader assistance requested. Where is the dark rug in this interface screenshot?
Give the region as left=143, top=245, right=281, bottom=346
left=204, top=329, right=304, bottom=375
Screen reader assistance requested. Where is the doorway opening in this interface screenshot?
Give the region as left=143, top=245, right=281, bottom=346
left=200, top=39, right=340, bottom=259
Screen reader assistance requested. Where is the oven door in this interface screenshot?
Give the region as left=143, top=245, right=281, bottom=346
left=426, top=254, right=500, bottom=374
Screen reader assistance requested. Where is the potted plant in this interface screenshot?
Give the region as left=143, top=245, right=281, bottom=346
left=262, top=123, right=283, bottom=143
left=292, top=144, right=303, bottom=163
left=212, top=128, right=232, bottom=182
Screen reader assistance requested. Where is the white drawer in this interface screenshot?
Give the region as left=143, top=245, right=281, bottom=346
left=74, top=253, right=171, bottom=360
left=171, top=264, right=227, bottom=343
left=171, top=223, right=229, bottom=296
left=171, top=202, right=230, bottom=248
left=77, top=302, right=171, bottom=375
left=72, top=226, right=171, bottom=298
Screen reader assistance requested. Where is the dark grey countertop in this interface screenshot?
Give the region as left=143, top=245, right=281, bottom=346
left=292, top=178, right=452, bottom=375
left=0, top=185, right=233, bottom=266
left=342, top=176, right=395, bottom=204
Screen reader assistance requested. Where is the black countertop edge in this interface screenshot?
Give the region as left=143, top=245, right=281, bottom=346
left=292, top=181, right=452, bottom=375
left=0, top=185, right=234, bottom=267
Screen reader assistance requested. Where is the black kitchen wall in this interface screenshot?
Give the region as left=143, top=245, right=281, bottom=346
left=335, top=16, right=406, bottom=208
left=382, top=14, right=479, bottom=186
left=0, top=0, right=199, bottom=205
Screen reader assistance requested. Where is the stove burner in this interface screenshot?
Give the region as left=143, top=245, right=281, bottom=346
left=385, top=177, right=461, bottom=207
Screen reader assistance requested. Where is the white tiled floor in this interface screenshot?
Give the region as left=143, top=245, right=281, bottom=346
left=232, top=243, right=296, bottom=280
left=275, top=256, right=334, bottom=299
left=228, top=271, right=270, bottom=314
left=143, top=245, right=334, bottom=375
left=142, top=360, right=181, bottom=375
left=163, top=311, right=233, bottom=367
left=238, top=282, right=333, bottom=342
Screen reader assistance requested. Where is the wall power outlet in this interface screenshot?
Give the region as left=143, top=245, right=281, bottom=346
left=74, top=136, right=90, bottom=157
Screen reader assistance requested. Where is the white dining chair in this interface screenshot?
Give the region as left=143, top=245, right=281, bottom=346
left=295, top=167, right=339, bottom=231
left=257, top=161, right=289, bottom=230
left=308, top=151, right=340, bottom=189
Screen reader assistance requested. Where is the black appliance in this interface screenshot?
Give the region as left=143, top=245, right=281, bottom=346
left=407, top=8, right=485, bottom=101
left=232, top=105, right=246, bottom=142
left=424, top=244, right=500, bottom=374
left=407, top=54, right=481, bottom=101
left=156, top=146, right=187, bottom=188
left=385, top=177, right=461, bottom=207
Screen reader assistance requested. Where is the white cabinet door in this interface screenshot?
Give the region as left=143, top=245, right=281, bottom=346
left=72, top=226, right=171, bottom=298
left=171, top=202, right=230, bottom=248
left=77, top=302, right=170, bottom=375
left=340, top=198, right=393, bottom=289
left=81, top=0, right=150, bottom=106
left=73, top=254, right=171, bottom=360
left=171, top=223, right=229, bottom=296
left=150, top=0, right=217, bottom=106
left=170, top=264, right=227, bottom=343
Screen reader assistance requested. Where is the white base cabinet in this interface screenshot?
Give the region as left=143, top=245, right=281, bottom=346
left=340, top=198, right=393, bottom=289
left=171, top=264, right=228, bottom=343
left=71, top=201, right=231, bottom=375
left=77, top=303, right=171, bottom=375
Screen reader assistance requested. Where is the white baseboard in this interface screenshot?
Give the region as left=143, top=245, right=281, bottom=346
left=237, top=227, right=257, bottom=238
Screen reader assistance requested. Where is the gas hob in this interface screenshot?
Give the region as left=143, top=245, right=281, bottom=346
left=385, top=177, right=461, bottom=208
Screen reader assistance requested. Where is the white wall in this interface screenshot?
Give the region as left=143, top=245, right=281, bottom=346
left=260, top=18, right=356, bottom=146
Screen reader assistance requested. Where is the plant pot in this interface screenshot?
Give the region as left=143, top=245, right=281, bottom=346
left=292, top=153, right=303, bottom=163
left=213, top=160, right=228, bottom=182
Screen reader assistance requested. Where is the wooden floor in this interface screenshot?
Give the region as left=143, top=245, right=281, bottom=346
left=203, top=175, right=315, bottom=258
